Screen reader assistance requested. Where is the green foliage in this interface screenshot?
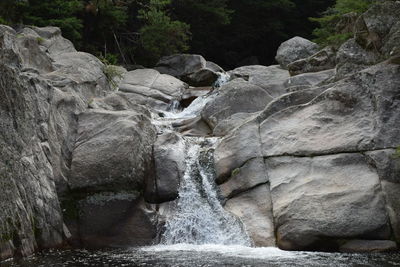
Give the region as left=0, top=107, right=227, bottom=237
left=36, top=36, right=44, bottom=44
left=137, top=0, right=190, bottom=64
left=82, top=0, right=130, bottom=51
left=0, top=16, right=9, bottom=25
left=22, top=0, right=83, bottom=44
left=99, top=53, right=119, bottom=65
left=0, top=0, right=29, bottom=24
left=231, top=168, right=240, bottom=177
left=396, top=147, right=400, bottom=158
left=99, top=54, right=124, bottom=90
left=311, top=0, right=376, bottom=46
left=170, top=0, right=232, bottom=62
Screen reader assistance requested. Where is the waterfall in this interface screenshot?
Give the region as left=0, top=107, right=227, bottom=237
left=151, top=77, right=251, bottom=246
left=159, top=137, right=252, bottom=246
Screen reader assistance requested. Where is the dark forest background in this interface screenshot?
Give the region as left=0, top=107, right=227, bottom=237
left=1, top=0, right=376, bottom=69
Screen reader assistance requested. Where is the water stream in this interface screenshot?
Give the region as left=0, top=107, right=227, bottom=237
left=160, top=137, right=251, bottom=246
left=152, top=73, right=251, bottom=246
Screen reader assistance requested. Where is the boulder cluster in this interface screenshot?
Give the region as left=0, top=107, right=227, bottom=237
left=0, top=1, right=400, bottom=261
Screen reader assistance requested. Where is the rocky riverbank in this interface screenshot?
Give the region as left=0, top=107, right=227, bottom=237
left=1, top=0, right=400, bottom=261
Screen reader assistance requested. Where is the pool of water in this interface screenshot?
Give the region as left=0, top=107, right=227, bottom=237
left=3, top=245, right=400, bottom=267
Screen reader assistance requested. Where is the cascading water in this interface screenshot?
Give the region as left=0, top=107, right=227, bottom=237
left=160, top=137, right=251, bottom=246
left=151, top=75, right=251, bottom=246
left=214, top=72, right=231, bottom=88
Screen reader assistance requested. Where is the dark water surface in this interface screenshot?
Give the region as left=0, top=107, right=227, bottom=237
left=3, top=245, right=400, bottom=267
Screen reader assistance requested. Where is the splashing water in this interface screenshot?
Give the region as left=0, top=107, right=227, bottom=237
left=167, top=100, right=182, bottom=113
left=160, top=137, right=252, bottom=246
left=214, top=72, right=231, bottom=88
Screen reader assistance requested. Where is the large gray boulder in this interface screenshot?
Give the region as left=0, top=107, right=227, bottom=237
left=225, top=185, right=276, bottom=247
left=266, top=153, right=390, bottom=250
left=259, top=64, right=400, bottom=157
left=201, top=79, right=273, bottom=131
left=70, top=109, right=156, bottom=191
left=201, top=65, right=290, bottom=135
left=275, top=37, right=319, bottom=69
left=215, top=62, right=400, bottom=250
left=214, top=84, right=329, bottom=181
left=118, top=69, right=188, bottom=110
left=155, top=54, right=223, bottom=87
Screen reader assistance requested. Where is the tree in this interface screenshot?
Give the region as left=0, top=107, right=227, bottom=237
left=0, top=0, right=29, bottom=25
left=170, top=0, right=232, bottom=61
left=22, top=0, right=83, bottom=44
left=137, top=0, right=190, bottom=65
left=81, top=0, right=130, bottom=60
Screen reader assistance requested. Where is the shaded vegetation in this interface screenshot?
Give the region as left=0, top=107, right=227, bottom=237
left=2, top=0, right=378, bottom=68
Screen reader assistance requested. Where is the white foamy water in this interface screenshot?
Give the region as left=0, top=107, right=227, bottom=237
left=141, top=244, right=304, bottom=260
left=214, top=72, right=231, bottom=88
left=152, top=72, right=251, bottom=247
left=159, top=137, right=251, bottom=246
left=162, top=94, right=215, bottom=120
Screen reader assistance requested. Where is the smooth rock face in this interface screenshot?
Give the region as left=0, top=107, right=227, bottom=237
left=201, top=79, right=273, bottom=130
left=214, top=120, right=263, bottom=182
left=228, top=65, right=290, bottom=98
left=275, top=37, right=319, bottom=69
left=284, top=69, right=335, bottom=88
left=146, top=132, right=186, bottom=203
left=70, top=109, right=156, bottom=191
left=118, top=69, right=188, bottom=109
left=339, top=240, right=397, bottom=253
left=219, top=158, right=268, bottom=198
left=213, top=112, right=255, bottom=137
left=266, top=154, right=390, bottom=250
left=31, top=26, right=77, bottom=56
left=260, top=64, right=400, bottom=157
left=224, top=185, right=275, bottom=247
